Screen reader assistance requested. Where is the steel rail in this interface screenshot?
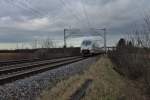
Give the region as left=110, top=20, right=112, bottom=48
left=0, top=56, right=81, bottom=75
left=0, top=57, right=85, bottom=85
left=0, top=56, right=80, bottom=69
left=0, top=56, right=81, bottom=67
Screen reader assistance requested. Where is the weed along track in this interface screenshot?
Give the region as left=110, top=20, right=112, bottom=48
left=0, top=56, right=86, bottom=85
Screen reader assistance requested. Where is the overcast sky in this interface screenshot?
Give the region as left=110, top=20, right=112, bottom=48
left=0, top=0, right=150, bottom=49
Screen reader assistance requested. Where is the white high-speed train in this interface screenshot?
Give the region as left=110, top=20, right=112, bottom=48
left=80, top=39, right=105, bottom=56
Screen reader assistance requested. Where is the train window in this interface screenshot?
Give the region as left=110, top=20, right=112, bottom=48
left=82, top=40, right=92, bottom=46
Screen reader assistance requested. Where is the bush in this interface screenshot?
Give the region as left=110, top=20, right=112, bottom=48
left=109, top=39, right=150, bottom=80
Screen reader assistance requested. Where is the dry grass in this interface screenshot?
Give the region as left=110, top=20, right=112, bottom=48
left=37, top=75, right=85, bottom=100
left=0, top=53, right=18, bottom=60
left=37, top=56, right=148, bottom=100
left=0, top=53, right=33, bottom=60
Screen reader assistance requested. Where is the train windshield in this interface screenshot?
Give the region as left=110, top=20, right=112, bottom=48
left=82, top=40, right=92, bottom=46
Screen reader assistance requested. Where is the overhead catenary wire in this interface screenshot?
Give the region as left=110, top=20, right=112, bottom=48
left=58, top=0, right=95, bottom=38
left=18, top=1, right=43, bottom=16
left=4, top=0, right=44, bottom=18
left=4, top=0, right=89, bottom=28
left=10, top=0, right=84, bottom=28
left=80, top=0, right=92, bottom=28
left=58, top=0, right=82, bottom=24
left=62, top=0, right=88, bottom=27
left=18, top=0, right=56, bottom=18
left=4, top=0, right=98, bottom=33
left=21, top=0, right=67, bottom=26
left=3, top=0, right=63, bottom=27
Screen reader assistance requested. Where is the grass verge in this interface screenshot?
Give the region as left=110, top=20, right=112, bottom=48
left=37, top=56, right=147, bottom=100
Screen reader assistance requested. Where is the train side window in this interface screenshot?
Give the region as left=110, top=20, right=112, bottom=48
left=82, top=40, right=92, bottom=46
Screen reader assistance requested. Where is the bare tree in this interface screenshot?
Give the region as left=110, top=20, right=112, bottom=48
left=127, top=17, right=150, bottom=49
left=41, top=38, right=56, bottom=48
left=30, top=39, right=38, bottom=49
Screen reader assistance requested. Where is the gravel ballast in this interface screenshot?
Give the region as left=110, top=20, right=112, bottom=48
left=0, top=57, right=97, bottom=100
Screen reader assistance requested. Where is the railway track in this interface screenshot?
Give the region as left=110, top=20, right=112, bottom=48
left=0, top=58, right=40, bottom=66
left=0, top=56, right=77, bottom=66
left=0, top=56, right=86, bottom=85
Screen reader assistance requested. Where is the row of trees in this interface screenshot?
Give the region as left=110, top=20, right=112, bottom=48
left=30, top=38, right=56, bottom=49
left=16, top=38, right=57, bottom=49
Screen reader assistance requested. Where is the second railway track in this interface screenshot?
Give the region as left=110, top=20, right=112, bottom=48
left=0, top=56, right=86, bottom=85
left=0, top=56, right=80, bottom=67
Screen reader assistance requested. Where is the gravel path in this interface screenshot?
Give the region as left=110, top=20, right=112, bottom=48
left=0, top=57, right=97, bottom=100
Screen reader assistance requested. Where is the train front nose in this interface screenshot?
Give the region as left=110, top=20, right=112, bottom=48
left=82, top=49, right=90, bottom=54
left=80, top=45, right=92, bottom=56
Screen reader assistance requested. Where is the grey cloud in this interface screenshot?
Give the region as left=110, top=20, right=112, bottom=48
left=0, top=0, right=149, bottom=43
left=0, top=27, right=64, bottom=43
